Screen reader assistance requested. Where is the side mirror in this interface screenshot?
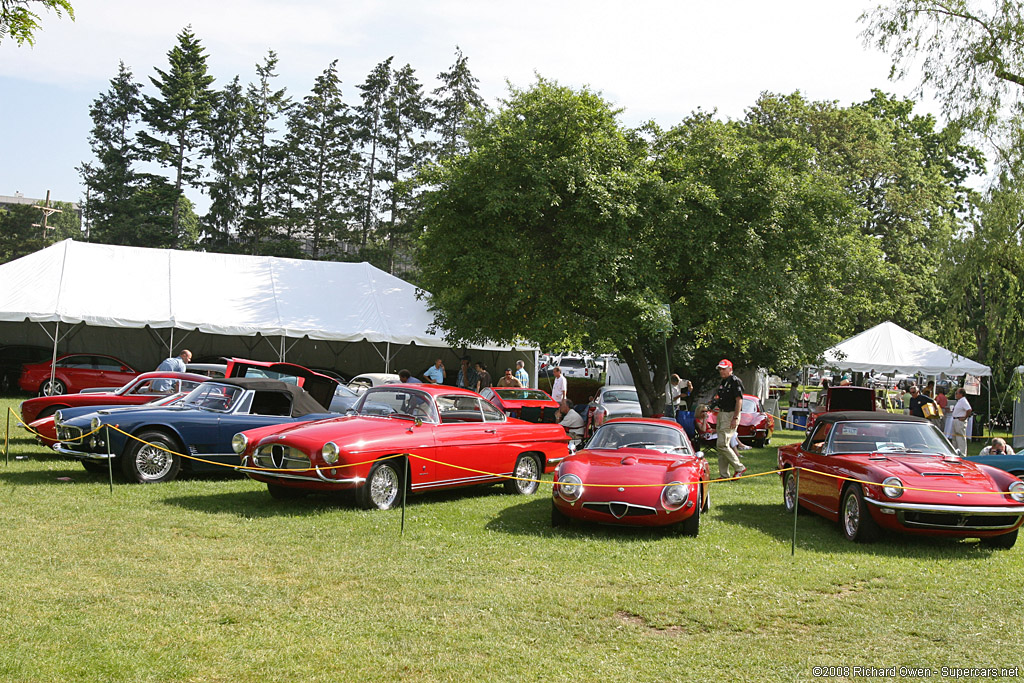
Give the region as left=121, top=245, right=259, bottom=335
left=695, top=449, right=706, bottom=459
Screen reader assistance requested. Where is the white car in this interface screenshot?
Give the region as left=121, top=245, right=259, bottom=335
left=552, top=355, right=601, bottom=380
left=591, top=384, right=643, bottom=428
left=346, top=372, right=401, bottom=395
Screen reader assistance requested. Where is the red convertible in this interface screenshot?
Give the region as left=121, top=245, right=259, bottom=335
left=778, top=411, right=1024, bottom=547
left=20, top=371, right=209, bottom=425
left=19, top=353, right=139, bottom=396
left=235, top=384, right=570, bottom=508
left=551, top=418, right=710, bottom=535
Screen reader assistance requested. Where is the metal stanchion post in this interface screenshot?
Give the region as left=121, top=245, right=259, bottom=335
left=5, top=408, right=10, bottom=465
left=106, top=425, right=114, bottom=494
left=791, top=469, right=800, bottom=556
left=400, top=455, right=409, bottom=536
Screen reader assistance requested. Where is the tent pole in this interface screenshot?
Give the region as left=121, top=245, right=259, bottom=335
left=48, top=321, right=60, bottom=395
left=169, top=328, right=174, bottom=356
left=533, top=349, right=539, bottom=389
left=385, top=342, right=390, bottom=373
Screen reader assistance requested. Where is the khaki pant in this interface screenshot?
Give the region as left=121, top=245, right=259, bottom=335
left=952, top=417, right=968, bottom=454
left=716, top=410, right=744, bottom=478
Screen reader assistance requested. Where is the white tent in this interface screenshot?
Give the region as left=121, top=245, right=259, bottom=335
left=0, top=240, right=537, bottom=381
left=822, top=321, right=991, bottom=377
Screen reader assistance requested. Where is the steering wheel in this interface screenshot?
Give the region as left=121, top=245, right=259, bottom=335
left=623, top=441, right=655, bottom=449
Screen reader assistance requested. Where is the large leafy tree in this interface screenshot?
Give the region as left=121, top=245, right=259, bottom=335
left=0, top=0, right=73, bottom=45
left=138, top=26, right=216, bottom=244
left=744, top=90, right=983, bottom=338
left=431, top=46, right=487, bottom=159
left=861, top=0, right=1024, bottom=157
left=419, top=79, right=878, bottom=414
left=78, top=61, right=145, bottom=245
left=286, top=60, right=357, bottom=258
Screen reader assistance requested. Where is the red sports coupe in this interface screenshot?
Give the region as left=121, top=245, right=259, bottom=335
left=20, top=371, right=209, bottom=425
left=29, top=391, right=190, bottom=449
left=778, top=411, right=1024, bottom=547
left=18, top=353, right=139, bottom=396
left=705, top=394, right=775, bottom=447
left=235, top=384, right=570, bottom=507
left=551, top=418, right=710, bottom=535
left=479, top=387, right=559, bottom=422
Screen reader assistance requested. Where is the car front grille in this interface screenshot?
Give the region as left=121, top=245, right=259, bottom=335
left=581, top=501, right=658, bottom=518
left=253, top=444, right=310, bottom=470
left=900, top=510, right=1021, bottom=531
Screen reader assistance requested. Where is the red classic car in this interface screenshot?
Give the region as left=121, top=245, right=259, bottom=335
left=778, top=411, right=1024, bottom=547
left=479, top=387, right=559, bottom=422
left=805, top=385, right=878, bottom=433
left=551, top=418, right=710, bottom=534
left=20, top=371, right=209, bottom=425
left=235, top=384, right=570, bottom=507
left=705, top=394, right=775, bottom=447
left=18, top=353, right=139, bottom=396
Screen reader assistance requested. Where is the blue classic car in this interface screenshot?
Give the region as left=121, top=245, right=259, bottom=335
left=968, top=451, right=1024, bottom=480
left=54, top=377, right=338, bottom=482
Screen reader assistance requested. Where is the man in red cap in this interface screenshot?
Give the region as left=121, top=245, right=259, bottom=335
left=712, top=359, right=747, bottom=480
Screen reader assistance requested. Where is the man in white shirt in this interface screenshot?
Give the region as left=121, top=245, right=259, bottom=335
left=557, top=400, right=585, bottom=439
left=951, top=388, right=973, bottom=454
left=551, top=366, right=567, bottom=404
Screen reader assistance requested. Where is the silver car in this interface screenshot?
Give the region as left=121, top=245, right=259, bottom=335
left=591, top=385, right=642, bottom=428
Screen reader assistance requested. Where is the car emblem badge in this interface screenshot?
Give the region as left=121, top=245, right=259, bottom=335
left=956, top=493, right=962, bottom=498
left=618, top=487, right=625, bottom=492
left=609, top=502, right=628, bottom=519
left=271, top=445, right=285, bottom=469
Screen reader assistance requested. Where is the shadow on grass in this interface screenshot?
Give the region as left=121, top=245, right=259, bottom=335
left=714, top=501, right=1004, bottom=558
left=484, top=496, right=686, bottom=541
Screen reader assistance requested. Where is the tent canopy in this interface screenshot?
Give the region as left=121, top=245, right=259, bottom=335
left=822, top=321, right=990, bottom=377
left=0, top=239, right=524, bottom=352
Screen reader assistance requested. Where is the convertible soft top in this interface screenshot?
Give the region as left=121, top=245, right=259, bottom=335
left=209, top=378, right=331, bottom=416
left=815, top=411, right=929, bottom=425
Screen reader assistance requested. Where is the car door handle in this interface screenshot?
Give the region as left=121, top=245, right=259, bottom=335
left=484, top=428, right=497, bottom=433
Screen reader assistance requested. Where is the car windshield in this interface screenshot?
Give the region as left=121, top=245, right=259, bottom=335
left=334, top=384, right=358, bottom=398
left=603, top=390, right=639, bottom=403
left=588, top=423, right=691, bottom=454
left=354, top=387, right=438, bottom=422
left=742, top=397, right=759, bottom=413
left=494, top=389, right=549, bottom=401
left=181, top=383, right=245, bottom=412
left=828, top=421, right=956, bottom=456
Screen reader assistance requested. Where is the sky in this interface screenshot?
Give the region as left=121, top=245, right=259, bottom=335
left=0, top=0, right=927, bottom=209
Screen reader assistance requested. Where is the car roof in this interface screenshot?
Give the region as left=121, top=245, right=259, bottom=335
left=816, top=411, right=929, bottom=425
left=601, top=385, right=636, bottom=392
left=352, top=373, right=400, bottom=381
left=132, top=371, right=210, bottom=382
left=376, top=383, right=480, bottom=397
left=205, top=377, right=330, bottom=415
left=604, top=417, right=685, bottom=430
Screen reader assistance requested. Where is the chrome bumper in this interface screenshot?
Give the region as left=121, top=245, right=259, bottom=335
left=865, top=498, right=1024, bottom=515
left=235, top=465, right=364, bottom=485
left=866, top=497, right=1024, bottom=531
left=54, top=444, right=110, bottom=460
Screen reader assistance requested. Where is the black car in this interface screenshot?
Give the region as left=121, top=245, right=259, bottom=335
left=0, top=344, right=52, bottom=393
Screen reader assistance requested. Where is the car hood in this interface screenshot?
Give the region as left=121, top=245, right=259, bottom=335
left=854, top=454, right=1005, bottom=493
left=562, top=448, right=702, bottom=483
left=499, top=398, right=558, bottom=409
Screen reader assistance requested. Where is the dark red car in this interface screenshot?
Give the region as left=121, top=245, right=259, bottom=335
left=479, top=387, right=559, bottom=422
left=20, top=371, right=209, bottom=425
left=778, top=411, right=1024, bottom=547
left=552, top=418, right=710, bottom=534
left=705, top=394, right=775, bottom=447
left=18, top=353, right=139, bottom=396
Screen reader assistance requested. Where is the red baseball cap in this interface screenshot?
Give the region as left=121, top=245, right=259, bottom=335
left=716, top=359, right=733, bottom=370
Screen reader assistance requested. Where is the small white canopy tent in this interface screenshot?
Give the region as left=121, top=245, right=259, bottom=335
left=823, top=321, right=991, bottom=377
left=0, top=240, right=538, bottom=383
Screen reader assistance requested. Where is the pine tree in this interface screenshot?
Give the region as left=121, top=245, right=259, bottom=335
left=77, top=60, right=144, bottom=245
left=138, top=26, right=215, bottom=245
left=203, top=75, right=246, bottom=246
left=432, top=46, right=486, bottom=159
left=354, top=57, right=393, bottom=247
left=382, top=63, right=432, bottom=273
left=240, top=50, right=291, bottom=254
left=287, top=60, right=357, bottom=258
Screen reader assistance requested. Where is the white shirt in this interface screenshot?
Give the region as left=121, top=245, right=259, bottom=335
left=551, top=375, right=567, bottom=403
left=558, top=408, right=585, bottom=437
left=979, top=444, right=1015, bottom=455
left=952, top=396, right=972, bottom=419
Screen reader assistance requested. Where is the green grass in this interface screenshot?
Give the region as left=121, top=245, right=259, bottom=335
left=0, top=398, right=1021, bottom=682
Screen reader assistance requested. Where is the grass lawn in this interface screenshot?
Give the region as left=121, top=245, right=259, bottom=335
left=0, top=397, right=1021, bottom=682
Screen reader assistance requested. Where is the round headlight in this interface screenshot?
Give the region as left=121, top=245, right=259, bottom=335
left=882, top=477, right=904, bottom=499
left=90, top=417, right=101, bottom=432
left=231, top=433, right=248, bottom=455
left=1009, top=481, right=1024, bottom=503
left=662, top=482, right=691, bottom=510
left=557, top=473, right=583, bottom=502
left=54, top=410, right=63, bottom=423
left=321, top=441, right=340, bottom=465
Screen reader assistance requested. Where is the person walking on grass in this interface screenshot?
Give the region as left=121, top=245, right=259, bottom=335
left=712, top=359, right=746, bottom=480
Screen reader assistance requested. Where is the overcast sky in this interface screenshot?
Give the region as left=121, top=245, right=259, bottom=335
left=0, top=0, right=926, bottom=207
